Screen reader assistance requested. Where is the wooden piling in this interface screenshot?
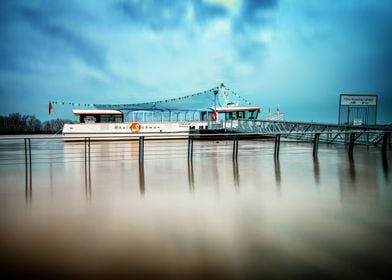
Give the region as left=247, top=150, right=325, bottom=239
left=188, top=136, right=194, bottom=162
left=382, top=132, right=390, bottom=157
left=139, top=136, right=144, bottom=166
left=274, top=134, right=281, bottom=159
left=232, top=137, right=238, bottom=161
left=313, top=133, right=321, bottom=158
left=348, top=133, right=355, bottom=159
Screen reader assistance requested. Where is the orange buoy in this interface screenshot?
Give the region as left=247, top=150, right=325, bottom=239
left=130, top=122, right=141, bottom=133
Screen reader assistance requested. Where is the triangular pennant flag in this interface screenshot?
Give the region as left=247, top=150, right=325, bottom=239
left=49, top=101, right=53, bottom=115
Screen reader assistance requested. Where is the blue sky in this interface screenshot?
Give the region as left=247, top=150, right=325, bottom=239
left=0, top=0, right=391, bottom=123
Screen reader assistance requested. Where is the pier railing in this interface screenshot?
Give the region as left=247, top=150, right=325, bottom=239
left=0, top=130, right=390, bottom=169
left=0, top=131, right=390, bottom=199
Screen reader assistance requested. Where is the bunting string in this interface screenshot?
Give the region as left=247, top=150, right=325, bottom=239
left=49, top=101, right=95, bottom=107
left=49, top=84, right=255, bottom=111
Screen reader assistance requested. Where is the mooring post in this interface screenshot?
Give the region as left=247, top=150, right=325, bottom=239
left=188, top=136, right=194, bottom=162
left=139, top=136, right=144, bottom=166
left=235, top=138, right=239, bottom=160
left=382, top=132, right=390, bottom=157
left=88, top=137, right=91, bottom=166
left=348, top=132, right=355, bottom=159
left=274, top=134, right=281, bottom=158
left=24, top=138, right=28, bottom=194
left=24, top=138, right=28, bottom=175
left=84, top=137, right=87, bottom=170
left=28, top=138, right=32, bottom=188
left=88, top=137, right=92, bottom=192
left=313, top=133, right=321, bottom=158
left=190, top=136, right=194, bottom=161
left=232, top=137, right=238, bottom=161
left=187, top=137, right=190, bottom=160
left=232, top=137, right=236, bottom=160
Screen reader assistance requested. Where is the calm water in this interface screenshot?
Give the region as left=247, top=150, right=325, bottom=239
left=0, top=137, right=391, bottom=278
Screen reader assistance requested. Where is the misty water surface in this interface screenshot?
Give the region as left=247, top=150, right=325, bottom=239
left=0, top=137, right=391, bottom=278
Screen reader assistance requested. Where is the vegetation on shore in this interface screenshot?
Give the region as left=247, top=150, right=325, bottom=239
left=0, top=113, right=72, bottom=134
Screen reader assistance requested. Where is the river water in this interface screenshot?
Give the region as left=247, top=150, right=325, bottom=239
left=0, top=137, right=391, bottom=278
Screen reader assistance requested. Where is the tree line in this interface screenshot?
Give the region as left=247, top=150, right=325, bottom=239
left=0, top=113, right=72, bottom=134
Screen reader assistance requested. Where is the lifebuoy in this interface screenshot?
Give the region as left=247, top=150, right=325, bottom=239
left=211, top=111, right=217, bottom=121
left=130, top=122, right=141, bottom=133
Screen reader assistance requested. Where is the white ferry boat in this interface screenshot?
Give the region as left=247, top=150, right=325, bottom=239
left=61, top=84, right=261, bottom=141
left=62, top=106, right=260, bottom=141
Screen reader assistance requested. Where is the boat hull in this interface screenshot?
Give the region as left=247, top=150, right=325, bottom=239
left=62, top=121, right=209, bottom=141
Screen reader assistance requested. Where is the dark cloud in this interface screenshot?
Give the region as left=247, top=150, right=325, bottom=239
left=115, top=0, right=229, bottom=30
left=242, top=0, right=278, bottom=22
left=116, top=0, right=187, bottom=30
left=114, top=0, right=278, bottom=62
left=192, top=0, right=228, bottom=24
left=115, top=0, right=277, bottom=31
left=233, top=0, right=278, bottom=32
left=17, top=6, right=106, bottom=69
left=0, top=1, right=106, bottom=73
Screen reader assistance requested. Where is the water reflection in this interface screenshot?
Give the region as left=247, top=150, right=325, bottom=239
left=233, top=160, right=240, bottom=190
left=84, top=171, right=92, bottom=201
left=49, top=161, right=54, bottom=197
left=274, top=159, right=281, bottom=188
left=348, top=158, right=356, bottom=182
left=339, top=151, right=382, bottom=206
left=25, top=173, right=32, bottom=204
left=84, top=154, right=92, bottom=200
left=187, top=162, right=195, bottom=192
left=382, top=154, right=389, bottom=182
left=139, top=165, right=145, bottom=195
left=313, top=158, right=320, bottom=185
left=1, top=139, right=392, bottom=278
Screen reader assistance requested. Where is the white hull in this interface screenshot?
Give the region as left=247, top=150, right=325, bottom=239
left=62, top=121, right=209, bottom=141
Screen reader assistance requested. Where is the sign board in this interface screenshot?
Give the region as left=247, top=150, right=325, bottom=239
left=340, top=95, right=377, bottom=106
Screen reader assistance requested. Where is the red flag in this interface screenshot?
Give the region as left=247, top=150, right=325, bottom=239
left=49, top=101, right=53, bottom=115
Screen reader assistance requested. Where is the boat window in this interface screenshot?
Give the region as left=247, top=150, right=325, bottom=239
left=82, top=116, right=97, bottom=123
left=80, top=114, right=123, bottom=123
left=100, top=115, right=123, bottom=123
left=225, top=112, right=235, bottom=120
left=244, top=110, right=260, bottom=119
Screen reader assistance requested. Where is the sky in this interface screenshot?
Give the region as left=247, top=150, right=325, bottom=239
left=0, top=0, right=391, bottom=123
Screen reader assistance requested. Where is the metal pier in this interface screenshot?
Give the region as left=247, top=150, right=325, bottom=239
left=225, top=119, right=392, bottom=146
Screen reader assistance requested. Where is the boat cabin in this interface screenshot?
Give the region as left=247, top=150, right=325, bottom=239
left=201, top=107, right=260, bottom=121
left=217, top=106, right=260, bottom=120
left=72, top=106, right=260, bottom=124
left=73, top=109, right=124, bottom=123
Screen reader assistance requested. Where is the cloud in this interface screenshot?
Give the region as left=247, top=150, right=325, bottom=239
left=17, top=6, right=106, bottom=69
left=116, top=0, right=187, bottom=30
left=115, top=0, right=278, bottom=30
left=240, top=0, right=278, bottom=25
left=3, top=0, right=390, bottom=123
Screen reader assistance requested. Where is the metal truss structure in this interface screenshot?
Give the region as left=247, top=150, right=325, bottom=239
left=225, top=120, right=392, bottom=146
